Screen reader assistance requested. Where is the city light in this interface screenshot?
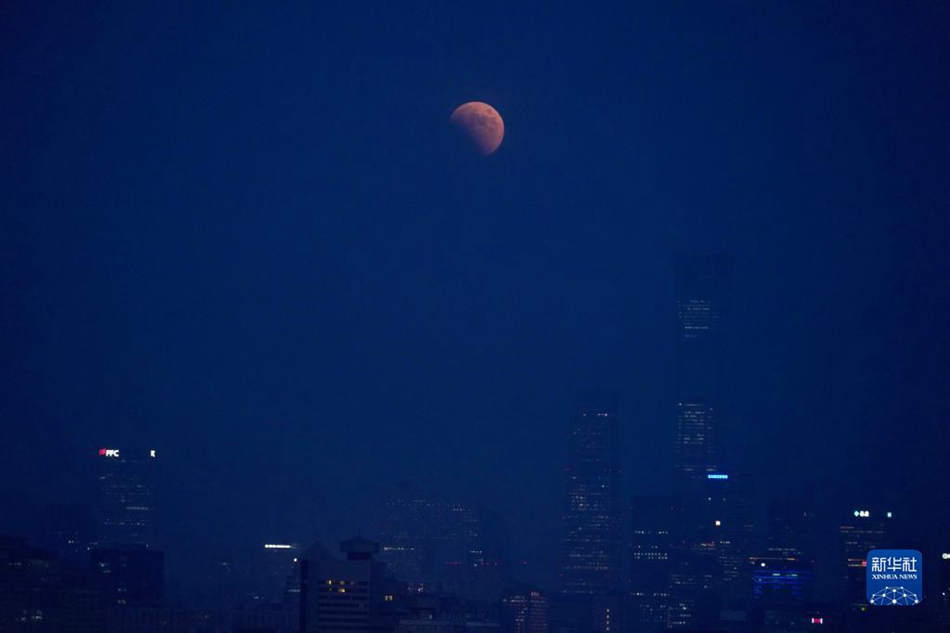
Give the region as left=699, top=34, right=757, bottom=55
left=263, top=544, right=292, bottom=549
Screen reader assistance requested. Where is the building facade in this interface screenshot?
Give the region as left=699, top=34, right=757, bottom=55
left=95, top=447, right=159, bottom=548
left=299, top=537, right=406, bottom=633
left=560, top=391, right=622, bottom=596
left=673, top=255, right=732, bottom=490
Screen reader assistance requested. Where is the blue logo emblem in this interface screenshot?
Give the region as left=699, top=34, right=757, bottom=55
left=866, top=549, right=922, bottom=606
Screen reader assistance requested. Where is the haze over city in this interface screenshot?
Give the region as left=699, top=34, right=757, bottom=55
left=2, top=3, right=950, bottom=632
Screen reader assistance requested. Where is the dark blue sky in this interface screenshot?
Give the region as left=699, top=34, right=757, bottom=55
left=2, top=2, right=949, bottom=587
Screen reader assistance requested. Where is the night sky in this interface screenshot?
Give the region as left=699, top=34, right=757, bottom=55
left=3, top=2, right=950, bottom=590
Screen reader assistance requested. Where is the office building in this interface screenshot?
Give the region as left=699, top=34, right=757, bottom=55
left=378, top=485, right=509, bottom=598
left=38, top=503, right=96, bottom=566
left=748, top=556, right=815, bottom=607
left=766, top=499, right=818, bottom=562
left=501, top=586, right=549, bottom=633
left=90, top=545, right=164, bottom=606
left=838, top=507, right=894, bottom=611
left=254, top=542, right=301, bottom=606
left=95, top=447, right=159, bottom=548
left=673, top=255, right=732, bottom=490
left=0, top=536, right=102, bottom=633
left=299, top=537, right=406, bottom=633
left=629, top=496, right=680, bottom=631
left=560, top=391, right=622, bottom=595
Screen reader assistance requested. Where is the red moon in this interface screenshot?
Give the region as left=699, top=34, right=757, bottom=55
left=450, top=102, right=504, bottom=155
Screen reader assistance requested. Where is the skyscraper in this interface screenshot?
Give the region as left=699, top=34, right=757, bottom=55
left=254, top=542, right=301, bottom=606
left=673, top=255, right=733, bottom=490
left=90, top=545, right=164, bottom=606
left=502, top=586, right=549, bottom=633
left=95, top=447, right=158, bottom=548
left=377, top=485, right=509, bottom=598
left=629, top=496, right=679, bottom=631
left=299, top=537, right=405, bottom=633
left=560, top=391, right=622, bottom=596
left=839, top=507, right=895, bottom=611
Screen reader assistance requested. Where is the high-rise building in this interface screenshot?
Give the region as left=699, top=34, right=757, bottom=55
left=90, top=545, right=164, bottom=606
left=299, top=537, right=406, bottom=633
left=766, top=499, right=819, bottom=562
left=937, top=550, right=950, bottom=627
left=629, top=496, right=679, bottom=632
left=660, top=471, right=756, bottom=630
left=700, top=472, right=755, bottom=603
left=501, top=586, right=549, bottom=633
left=673, top=255, right=732, bottom=490
left=95, top=447, right=158, bottom=548
left=253, top=542, right=301, bottom=606
left=838, top=507, right=895, bottom=611
left=748, top=556, right=815, bottom=607
left=560, top=391, right=622, bottom=596
left=666, top=545, right=718, bottom=631
left=0, top=536, right=104, bottom=633
left=377, top=485, right=509, bottom=598
left=38, top=503, right=96, bottom=566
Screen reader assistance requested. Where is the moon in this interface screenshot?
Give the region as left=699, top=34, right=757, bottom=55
left=450, top=101, right=504, bottom=155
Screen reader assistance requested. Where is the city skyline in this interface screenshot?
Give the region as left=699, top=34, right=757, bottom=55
left=4, top=2, right=950, bottom=632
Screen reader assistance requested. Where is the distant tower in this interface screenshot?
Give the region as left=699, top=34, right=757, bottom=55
left=377, top=484, right=510, bottom=598
left=839, top=507, right=895, bottom=611
left=502, top=586, right=550, bottom=633
left=95, top=447, right=158, bottom=548
left=673, top=255, right=733, bottom=490
left=560, top=391, right=622, bottom=595
left=629, top=496, right=680, bottom=631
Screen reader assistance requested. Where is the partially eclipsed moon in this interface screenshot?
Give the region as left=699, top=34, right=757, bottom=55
left=450, top=101, right=504, bottom=155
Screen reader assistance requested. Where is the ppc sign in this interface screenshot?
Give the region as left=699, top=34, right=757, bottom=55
left=867, top=550, right=922, bottom=606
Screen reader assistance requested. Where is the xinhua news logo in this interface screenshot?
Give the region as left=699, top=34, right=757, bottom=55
left=866, top=549, right=922, bottom=606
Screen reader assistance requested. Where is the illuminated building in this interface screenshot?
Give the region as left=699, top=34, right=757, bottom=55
left=0, top=536, right=103, bottom=633
left=560, top=391, right=622, bottom=596
left=838, top=507, right=894, bottom=611
left=629, top=496, right=679, bottom=631
left=748, top=556, right=815, bottom=606
left=377, top=485, right=509, bottom=598
left=90, top=545, right=164, bottom=606
left=501, top=586, right=549, bottom=633
left=299, top=537, right=406, bottom=633
left=95, top=447, right=159, bottom=548
left=937, top=551, right=950, bottom=626
left=254, top=542, right=301, bottom=606
left=666, top=545, right=717, bottom=630
left=662, top=472, right=755, bottom=629
left=39, top=503, right=96, bottom=565
left=673, top=255, right=732, bottom=490
left=766, top=499, right=818, bottom=562
left=701, top=472, right=755, bottom=601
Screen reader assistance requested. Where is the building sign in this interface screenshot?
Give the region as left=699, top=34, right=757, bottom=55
left=867, top=549, right=922, bottom=606
left=99, top=448, right=120, bottom=457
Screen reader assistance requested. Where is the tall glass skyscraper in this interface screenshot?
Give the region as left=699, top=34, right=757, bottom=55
left=95, top=447, right=158, bottom=548
left=673, top=255, right=733, bottom=490
left=560, top=391, right=622, bottom=595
